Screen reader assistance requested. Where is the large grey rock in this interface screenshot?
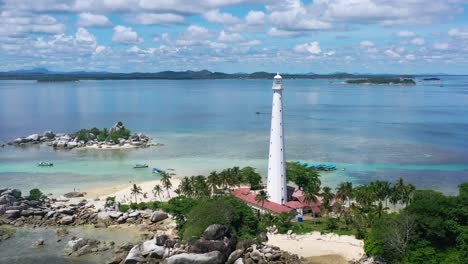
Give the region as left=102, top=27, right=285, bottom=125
left=32, top=239, right=45, bottom=248
left=128, top=211, right=139, bottom=218
left=65, top=238, right=87, bottom=255
left=150, top=211, right=168, bottom=223
left=227, top=249, right=244, bottom=264
left=46, top=210, right=56, bottom=218
left=203, top=224, right=229, bottom=240
left=13, top=137, right=29, bottom=144
left=61, top=215, right=74, bottom=225
left=20, top=210, right=34, bottom=217
left=165, top=251, right=223, bottom=264
left=43, top=131, right=55, bottom=138
left=0, top=193, right=20, bottom=203
left=63, top=192, right=85, bottom=198
left=4, top=210, right=20, bottom=219
left=0, top=204, right=7, bottom=214
left=141, top=239, right=165, bottom=257
left=108, top=211, right=123, bottom=219
left=57, top=208, right=74, bottom=215
left=156, top=234, right=168, bottom=246
left=233, top=258, right=244, bottom=264
left=26, top=134, right=39, bottom=141
left=124, top=245, right=145, bottom=264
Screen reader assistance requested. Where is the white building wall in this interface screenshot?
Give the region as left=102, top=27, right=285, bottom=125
left=267, top=74, right=287, bottom=204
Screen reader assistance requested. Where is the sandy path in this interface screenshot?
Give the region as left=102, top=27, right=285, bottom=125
left=267, top=231, right=364, bottom=262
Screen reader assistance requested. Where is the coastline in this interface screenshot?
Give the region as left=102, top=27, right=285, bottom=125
left=84, top=177, right=183, bottom=209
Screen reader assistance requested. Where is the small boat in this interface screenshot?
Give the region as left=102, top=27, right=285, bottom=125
left=38, top=162, right=53, bottom=167
left=133, top=164, right=148, bottom=169
left=152, top=168, right=163, bottom=173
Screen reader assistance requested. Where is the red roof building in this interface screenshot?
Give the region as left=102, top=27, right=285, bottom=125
left=231, top=188, right=292, bottom=214
left=231, top=187, right=325, bottom=215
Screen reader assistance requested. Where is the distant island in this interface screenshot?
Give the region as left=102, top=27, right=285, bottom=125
left=422, top=77, right=441, bottom=81
left=345, top=78, right=416, bottom=85
left=0, top=68, right=417, bottom=81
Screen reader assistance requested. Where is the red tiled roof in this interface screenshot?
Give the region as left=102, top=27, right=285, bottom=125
left=231, top=188, right=292, bottom=214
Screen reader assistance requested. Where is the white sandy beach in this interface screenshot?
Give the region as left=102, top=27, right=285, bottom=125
left=267, top=232, right=365, bottom=262
left=85, top=177, right=183, bottom=208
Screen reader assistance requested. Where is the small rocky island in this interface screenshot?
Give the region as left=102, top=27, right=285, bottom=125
left=7, top=122, right=157, bottom=150
left=345, top=77, right=416, bottom=85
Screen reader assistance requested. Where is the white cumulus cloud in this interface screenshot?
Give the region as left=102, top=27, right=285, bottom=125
left=131, top=13, right=185, bottom=25
left=218, top=30, right=244, bottom=43
left=396, top=30, right=416, bottom=37
left=203, top=9, right=240, bottom=24
left=77, top=13, right=112, bottom=27
left=294, top=41, right=321, bottom=54
left=112, top=25, right=143, bottom=44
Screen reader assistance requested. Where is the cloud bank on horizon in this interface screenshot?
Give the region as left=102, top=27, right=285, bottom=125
left=0, top=0, right=467, bottom=74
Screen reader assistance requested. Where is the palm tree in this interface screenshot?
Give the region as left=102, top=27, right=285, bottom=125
left=336, top=182, right=353, bottom=207
left=130, top=184, right=142, bottom=203
left=401, top=184, right=416, bottom=207
left=160, top=171, right=173, bottom=198
left=179, top=177, right=193, bottom=197
left=303, top=184, right=320, bottom=217
left=389, top=186, right=400, bottom=209
left=152, top=184, right=163, bottom=201
left=255, top=190, right=269, bottom=213
left=371, top=181, right=391, bottom=206
left=206, top=171, right=221, bottom=195
left=320, top=186, right=334, bottom=216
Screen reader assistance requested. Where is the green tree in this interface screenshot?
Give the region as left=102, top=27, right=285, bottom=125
left=286, top=161, right=321, bottom=190
left=240, top=166, right=262, bottom=189
left=192, top=175, right=211, bottom=198
left=152, top=184, right=163, bottom=201
left=182, top=196, right=258, bottom=240
left=179, top=177, right=193, bottom=197
left=275, top=212, right=293, bottom=233
left=28, top=188, right=45, bottom=201
left=255, top=190, right=269, bottom=212
left=206, top=171, right=221, bottom=194
left=336, top=181, right=353, bottom=207
left=402, top=183, right=416, bottom=207
left=160, top=171, right=173, bottom=198
left=130, top=184, right=142, bottom=203
left=320, top=186, right=334, bottom=216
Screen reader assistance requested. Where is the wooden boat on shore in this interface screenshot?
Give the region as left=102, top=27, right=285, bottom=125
left=38, top=162, right=53, bottom=167
left=133, top=164, right=148, bottom=169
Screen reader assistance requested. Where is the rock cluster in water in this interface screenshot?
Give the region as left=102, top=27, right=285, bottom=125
left=0, top=187, right=169, bottom=228
left=6, top=122, right=156, bottom=149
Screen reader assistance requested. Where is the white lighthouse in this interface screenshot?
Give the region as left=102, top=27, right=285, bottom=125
left=267, top=73, right=288, bottom=205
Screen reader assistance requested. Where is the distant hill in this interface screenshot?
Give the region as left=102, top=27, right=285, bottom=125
left=0, top=68, right=421, bottom=81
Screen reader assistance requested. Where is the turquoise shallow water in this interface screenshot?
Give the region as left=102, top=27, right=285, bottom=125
left=0, top=78, right=467, bottom=194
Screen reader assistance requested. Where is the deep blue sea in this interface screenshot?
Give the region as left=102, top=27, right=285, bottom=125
left=0, top=77, right=467, bottom=194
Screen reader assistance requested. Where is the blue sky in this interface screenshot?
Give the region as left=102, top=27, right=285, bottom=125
left=1, top=0, right=467, bottom=74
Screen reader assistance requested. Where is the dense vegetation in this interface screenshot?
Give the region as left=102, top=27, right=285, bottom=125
left=346, top=78, right=416, bottom=85
left=73, top=121, right=131, bottom=143
left=365, top=185, right=467, bottom=263
left=118, top=163, right=466, bottom=263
